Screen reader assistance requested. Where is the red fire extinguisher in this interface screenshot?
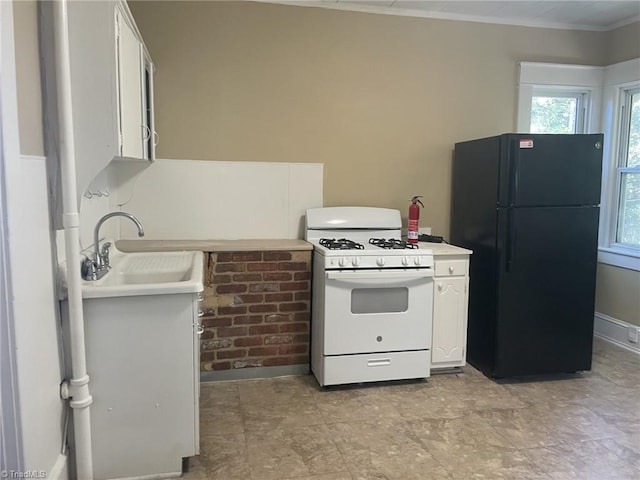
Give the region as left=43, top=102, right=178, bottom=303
left=408, top=195, right=424, bottom=244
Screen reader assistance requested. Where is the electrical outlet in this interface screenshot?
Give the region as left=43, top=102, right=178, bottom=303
left=628, top=326, right=639, bottom=343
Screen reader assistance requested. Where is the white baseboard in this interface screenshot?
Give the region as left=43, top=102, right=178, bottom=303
left=49, top=453, right=68, bottom=480
left=594, top=312, right=640, bottom=355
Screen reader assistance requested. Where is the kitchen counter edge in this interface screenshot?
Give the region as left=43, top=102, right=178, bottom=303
left=419, top=242, right=472, bottom=255
left=116, top=239, right=313, bottom=253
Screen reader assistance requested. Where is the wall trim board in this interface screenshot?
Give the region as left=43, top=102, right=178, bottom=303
left=8, top=153, right=65, bottom=471
left=200, top=364, right=310, bottom=382
left=598, top=248, right=640, bottom=271
left=594, top=312, right=640, bottom=355
left=258, top=0, right=639, bottom=32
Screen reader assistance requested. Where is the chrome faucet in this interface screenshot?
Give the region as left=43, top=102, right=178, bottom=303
left=81, top=212, right=145, bottom=281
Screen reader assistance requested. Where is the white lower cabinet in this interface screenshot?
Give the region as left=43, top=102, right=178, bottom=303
left=62, top=292, right=201, bottom=479
left=423, top=244, right=472, bottom=371
left=433, top=275, right=468, bottom=366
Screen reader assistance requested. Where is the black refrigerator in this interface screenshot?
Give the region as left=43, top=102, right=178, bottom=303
left=451, top=133, right=604, bottom=379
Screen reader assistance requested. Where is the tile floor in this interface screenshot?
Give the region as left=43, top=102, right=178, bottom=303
left=188, top=338, right=640, bottom=479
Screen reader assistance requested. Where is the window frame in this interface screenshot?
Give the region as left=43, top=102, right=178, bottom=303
left=599, top=60, right=640, bottom=270
left=615, top=87, right=640, bottom=246
left=517, top=62, right=603, bottom=134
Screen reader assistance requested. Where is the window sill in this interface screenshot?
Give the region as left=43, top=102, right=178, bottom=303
left=598, top=246, right=640, bottom=271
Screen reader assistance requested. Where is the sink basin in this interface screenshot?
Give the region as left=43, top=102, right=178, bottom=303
left=63, top=245, right=204, bottom=299
left=119, top=271, right=192, bottom=285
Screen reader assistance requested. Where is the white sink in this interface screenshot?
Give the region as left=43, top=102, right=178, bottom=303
left=63, top=246, right=204, bottom=299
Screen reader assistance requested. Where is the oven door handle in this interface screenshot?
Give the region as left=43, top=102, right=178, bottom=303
left=326, top=270, right=433, bottom=281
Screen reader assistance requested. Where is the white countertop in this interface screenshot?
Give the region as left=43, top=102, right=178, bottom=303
left=418, top=242, right=472, bottom=255
left=116, top=239, right=313, bottom=253
left=116, top=239, right=467, bottom=255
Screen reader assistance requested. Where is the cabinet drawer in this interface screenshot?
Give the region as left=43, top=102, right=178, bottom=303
left=434, top=259, right=468, bottom=277
left=321, top=350, right=430, bottom=386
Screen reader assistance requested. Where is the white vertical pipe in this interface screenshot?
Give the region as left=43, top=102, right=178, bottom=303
left=52, top=0, right=93, bottom=478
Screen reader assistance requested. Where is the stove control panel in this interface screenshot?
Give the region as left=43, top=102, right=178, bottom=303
left=325, top=255, right=433, bottom=270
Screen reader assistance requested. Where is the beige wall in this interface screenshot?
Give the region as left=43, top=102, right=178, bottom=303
left=596, top=264, right=640, bottom=327
left=130, top=1, right=608, bottom=236
left=13, top=0, right=44, bottom=157
left=130, top=1, right=639, bottom=325
left=607, top=20, right=640, bottom=64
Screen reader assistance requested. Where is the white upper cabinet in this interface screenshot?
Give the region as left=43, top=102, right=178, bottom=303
left=116, top=7, right=144, bottom=159
left=115, top=5, right=155, bottom=161
left=41, top=0, right=155, bottom=223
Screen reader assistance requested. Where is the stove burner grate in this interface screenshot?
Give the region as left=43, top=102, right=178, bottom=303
left=319, top=238, right=365, bottom=250
left=369, top=238, right=419, bottom=250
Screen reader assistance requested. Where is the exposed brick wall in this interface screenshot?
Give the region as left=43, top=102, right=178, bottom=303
left=200, top=250, right=311, bottom=372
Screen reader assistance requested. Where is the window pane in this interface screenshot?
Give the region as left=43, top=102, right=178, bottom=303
left=530, top=96, right=578, bottom=134
left=626, top=92, right=640, bottom=167
left=617, top=172, right=640, bottom=246
left=351, top=287, right=408, bottom=314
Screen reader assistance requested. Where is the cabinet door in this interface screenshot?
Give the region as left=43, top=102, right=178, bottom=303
left=116, top=9, right=145, bottom=158
left=143, top=55, right=156, bottom=160
left=82, top=294, right=197, bottom=478
left=432, top=276, right=468, bottom=365
left=192, top=293, right=202, bottom=455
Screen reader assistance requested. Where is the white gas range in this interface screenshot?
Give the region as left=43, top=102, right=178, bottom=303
left=305, top=207, right=434, bottom=386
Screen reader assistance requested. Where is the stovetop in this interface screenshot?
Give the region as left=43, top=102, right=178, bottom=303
left=310, top=237, right=433, bottom=269
left=305, top=207, right=433, bottom=269
left=317, top=237, right=421, bottom=252
left=319, top=238, right=366, bottom=250
left=368, top=238, right=419, bottom=250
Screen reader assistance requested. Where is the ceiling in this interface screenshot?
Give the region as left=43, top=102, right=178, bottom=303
left=267, top=1, right=640, bottom=31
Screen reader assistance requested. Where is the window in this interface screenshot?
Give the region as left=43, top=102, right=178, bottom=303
left=598, top=58, right=640, bottom=270
left=614, top=87, right=640, bottom=247
left=516, top=62, right=602, bottom=134
left=530, top=90, right=587, bottom=134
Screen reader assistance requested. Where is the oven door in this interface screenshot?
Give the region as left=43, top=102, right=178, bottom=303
left=323, top=269, right=433, bottom=355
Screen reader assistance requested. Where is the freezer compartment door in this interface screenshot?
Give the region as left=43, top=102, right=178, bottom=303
left=500, top=134, right=603, bottom=207
left=495, top=206, right=599, bottom=378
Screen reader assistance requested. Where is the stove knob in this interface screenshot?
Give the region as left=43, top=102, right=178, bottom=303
left=401, top=256, right=409, bottom=266
left=339, top=257, right=347, bottom=267
left=414, top=256, right=422, bottom=266
left=377, top=257, right=385, bottom=267
left=352, top=257, right=361, bottom=267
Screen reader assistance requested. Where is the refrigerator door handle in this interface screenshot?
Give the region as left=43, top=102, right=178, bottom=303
left=505, top=209, right=516, bottom=273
